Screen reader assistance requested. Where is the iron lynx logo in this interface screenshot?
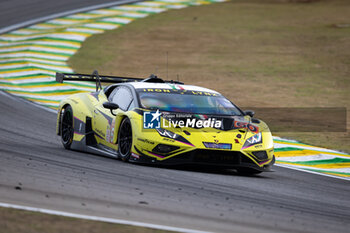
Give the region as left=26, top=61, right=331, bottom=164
left=143, top=110, right=161, bottom=129
left=143, top=109, right=222, bottom=129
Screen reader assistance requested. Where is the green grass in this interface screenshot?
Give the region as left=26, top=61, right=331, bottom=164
left=69, top=0, right=350, bottom=152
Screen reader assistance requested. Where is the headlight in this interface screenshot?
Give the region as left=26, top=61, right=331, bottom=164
left=156, top=128, right=179, bottom=139
left=156, top=128, right=194, bottom=146
left=242, top=132, right=262, bottom=149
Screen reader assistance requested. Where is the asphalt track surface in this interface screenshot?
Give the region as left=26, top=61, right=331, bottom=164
left=0, top=1, right=350, bottom=233
left=0, top=0, right=133, bottom=29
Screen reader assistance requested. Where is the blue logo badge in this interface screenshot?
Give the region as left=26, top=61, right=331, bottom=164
left=143, top=110, right=161, bottom=129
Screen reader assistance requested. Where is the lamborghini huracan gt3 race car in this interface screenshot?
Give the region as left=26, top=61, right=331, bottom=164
left=56, top=71, right=275, bottom=174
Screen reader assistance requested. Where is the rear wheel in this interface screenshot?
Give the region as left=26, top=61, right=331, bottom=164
left=61, top=105, right=74, bottom=149
left=118, top=118, right=133, bottom=161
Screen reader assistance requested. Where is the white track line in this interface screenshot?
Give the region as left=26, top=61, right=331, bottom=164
left=0, top=202, right=211, bottom=233
left=275, top=164, right=350, bottom=181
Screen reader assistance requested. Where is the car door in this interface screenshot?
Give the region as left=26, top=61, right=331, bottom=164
left=93, top=86, right=134, bottom=146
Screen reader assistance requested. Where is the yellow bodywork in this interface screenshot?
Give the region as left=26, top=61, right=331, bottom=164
left=57, top=89, right=274, bottom=170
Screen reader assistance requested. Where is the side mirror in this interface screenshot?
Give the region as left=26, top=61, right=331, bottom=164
left=103, top=102, right=119, bottom=116
left=244, top=110, right=255, bottom=117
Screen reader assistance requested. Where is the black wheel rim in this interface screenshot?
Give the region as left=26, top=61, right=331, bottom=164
left=62, top=108, right=73, bottom=144
left=119, top=120, right=132, bottom=157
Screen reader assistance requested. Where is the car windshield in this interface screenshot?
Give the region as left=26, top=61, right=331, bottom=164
left=137, top=90, right=242, bottom=116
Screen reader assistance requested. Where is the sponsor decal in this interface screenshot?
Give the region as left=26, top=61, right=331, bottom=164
left=233, top=120, right=259, bottom=133
left=168, top=84, right=184, bottom=90
left=131, top=153, right=140, bottom=159
left=139, top=88, right=220, bottom=97
left=111, top=119, right=115, bottom=142
left=203, top=142, right=232, bottom=149
left=142, top=88, right=171, bottom=93
left=106, top=125, right=110, bottom=142
left=137, top=138, right=155, bottom=144
left=106, top=118, right=116, bottom=144
left=162, top=138, right=175, bottom=143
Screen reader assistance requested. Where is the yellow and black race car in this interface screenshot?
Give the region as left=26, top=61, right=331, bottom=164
left=56, top=71, right=275, bottom=174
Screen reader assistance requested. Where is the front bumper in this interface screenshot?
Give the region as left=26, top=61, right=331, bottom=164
left=132, top=147, right=275, bottom=172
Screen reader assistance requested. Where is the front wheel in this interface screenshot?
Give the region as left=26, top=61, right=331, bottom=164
left=61, top=105, right=74, bottom=149
left=118, top=118, right=133, bottom=161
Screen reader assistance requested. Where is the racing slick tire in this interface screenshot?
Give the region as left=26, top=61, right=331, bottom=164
left=61, top=105, right=74, bottom=149
left=118, top=117, right=133, bottom=161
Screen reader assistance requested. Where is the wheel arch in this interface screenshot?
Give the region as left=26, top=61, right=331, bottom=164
left=115, top=111, right=139, bottom=145
left=57, top=103, right=72, bottom=136
left=56, top=94, right=93, bottom=136
left=115, top=114, right=129, bottom=145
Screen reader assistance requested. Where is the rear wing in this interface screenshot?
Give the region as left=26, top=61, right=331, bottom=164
left=56, top=70, right=183, bottom=91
